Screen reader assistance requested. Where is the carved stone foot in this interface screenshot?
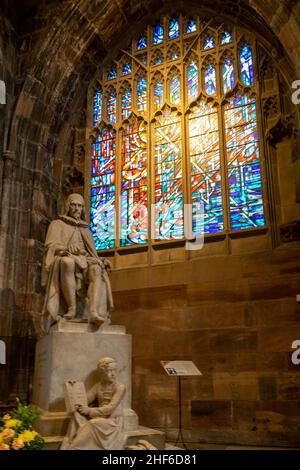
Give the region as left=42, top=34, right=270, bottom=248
left=89, top=313, right=105, bottom=326
left=64, top=308, right=76, bottom=320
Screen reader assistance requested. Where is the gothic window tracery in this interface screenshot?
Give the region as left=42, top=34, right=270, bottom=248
left=89, top=15, right=266, bottom=251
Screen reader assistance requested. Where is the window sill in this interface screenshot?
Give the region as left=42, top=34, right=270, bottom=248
left=96, top=227, right=269, bottom=255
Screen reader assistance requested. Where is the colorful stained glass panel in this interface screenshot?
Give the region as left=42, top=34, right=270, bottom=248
left=154, top=80, right=163, bottom=109
left=190, top=152, right=220, bottom=174
left=121, top=122, right=148, bottom=246
left=204, top=37, right=215, bottom=50
left=90, top=129, right=116, bottom=250
left=188, top=61, right=198, bottom=101
left=153, top=54, right=163, bottom=65
left=169, top=17, right=179, bottom=39
left=121, top=89, right=132, bottom=119
left=225, top=96, right=265, bottom=229
left=93, top=89, right=102, bottom=126
left=188, top=103, right=223, bottom=233
left=221, top=31, right=232, bottom=44
left=137, top=76, right=147, bottom=115
left=154, top=114, right=183, bottom=240
left=137, top=34, right=147, bottom=50
left=186, top=18, right=197, bottom=34
left=223, top=59, right=235, bottom=93
left=107, top=91, right=116, bottom=123
left=171, top=50, right=179, bottom=60
left=170, top=75, right=180, bottom=104
left=228, top=163, right=265, bottom=229
left=205, top=65, right=216, bottom=95
left=122, top=63, right=131, bottom=75
left=107, top=66, right=117, bottom=80
left=227, top=142, right=260, bottom=168
left=153, top=22, right=163, bottom=44
left=240, top=44, right=254, bottom=86
left=191, top=171, right=223, bottom=233
left=225, top=98, right=256, bottom=126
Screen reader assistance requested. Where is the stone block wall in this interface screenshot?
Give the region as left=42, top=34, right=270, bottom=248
left=112, top=244, right=300, bottom=447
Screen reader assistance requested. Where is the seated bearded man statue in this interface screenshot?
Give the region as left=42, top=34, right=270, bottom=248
left=41, top=193, right=113, bottom=327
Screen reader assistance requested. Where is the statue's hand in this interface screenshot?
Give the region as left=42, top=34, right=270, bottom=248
left=69, top=245, right=80, bottom=255
left=102, top=258, right=112, bottom=272
left=77, top=405, right=91, bottom=417
left=88, top=408, right=100, bottom=418
left=97, top=404, right=112, bottom=416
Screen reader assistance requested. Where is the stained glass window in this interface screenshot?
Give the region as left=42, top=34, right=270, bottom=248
left=189, top=102, right=223, bottom=234
left=107, top=66, right=117, bottom=80
left=107, top=90, right=116, bottom=123
left=137, top=34, right=147, bottom=50
left=223, top=59, right=235, bottom=93
left=204, top=37, right=215, bottom=50
left=121, top=88, right=132, bottom=119
left=171, top=50, right=179, bottom=60
left=90, top=15, right=266, bottom=251
left=188, top=61, right=198, bottom=101
left=137, top=76, right=147, bottom=115
left=170, top=75, right=180, bottom=104
left=186, top=18, right=197, bottom=34
left=221, top=31, right=232, bottom=44
left=169, top=17, right=179, bottom=39
left=153, top=54, right=163, bottom=65
left=153, top=22, right=164, bottom=44
left=154, top=80, right=163, bottom=109
left=93, top=89, right=102, bottom=126
left=122, top=63, right=131, bottom=75
left=90, top=129, right=116, bottom=250
left=224, top=94, right=264, bottom=229
left=240, top=44, right=254, bottom=86
left=205, top=65, right=216, bottom=95
left=121, top=121, right=148, bottom=246
left=154, top=112, right=183, bottom=240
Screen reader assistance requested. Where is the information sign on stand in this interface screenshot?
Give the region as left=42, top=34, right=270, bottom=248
left=160, top=361, right=202, bottom=450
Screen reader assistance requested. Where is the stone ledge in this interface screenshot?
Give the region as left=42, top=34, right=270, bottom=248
left=43, top=426, right=166, bottom=450
left=50, top=319, right=126, bottom=334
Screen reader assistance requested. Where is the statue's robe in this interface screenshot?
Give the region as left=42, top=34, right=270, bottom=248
left=41, top=215, right=113, bottom=327
left=60, top=382, right=126, bottom=450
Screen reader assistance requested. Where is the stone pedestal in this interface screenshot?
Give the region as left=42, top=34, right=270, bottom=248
left=33, top=320, right=138, bottom=436
left=32, top=319, right=165, bottom=449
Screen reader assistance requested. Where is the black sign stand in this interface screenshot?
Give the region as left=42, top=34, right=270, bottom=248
left=160, top=360, right=202, bottom=450
left=174, top=376, right=189, bottom=450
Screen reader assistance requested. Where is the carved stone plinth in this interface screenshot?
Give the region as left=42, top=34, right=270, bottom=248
left=32, top=319, right=165, bottom=450
left=32, top=320, right=138, bottom=436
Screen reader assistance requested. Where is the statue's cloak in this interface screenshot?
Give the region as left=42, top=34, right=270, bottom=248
left=41, top=216, right=113, bottom=326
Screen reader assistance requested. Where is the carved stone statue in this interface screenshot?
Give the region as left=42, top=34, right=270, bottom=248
left=41, top=193, right=113, bottom=327
left=61, top=357, right=126, bottom=450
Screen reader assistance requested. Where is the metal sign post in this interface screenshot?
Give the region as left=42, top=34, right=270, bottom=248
left=160, top=360, right=202, bottom=450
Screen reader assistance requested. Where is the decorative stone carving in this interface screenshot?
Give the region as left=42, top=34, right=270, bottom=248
left=61, top=357, right=126, bottom=450
left=41, top=193, right=113, bottom=329
left=62, top=166, right=84, bottom=196
left=266, top=114, right=299, bottom=147
left=262, top=95, right=280, bottom=118
left=280, top=221, right=300, bottom=243
left=74, top=144, right=85, bottom=166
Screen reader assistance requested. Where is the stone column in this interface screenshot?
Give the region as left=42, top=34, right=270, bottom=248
left=0, top=150, right=16, bottom=289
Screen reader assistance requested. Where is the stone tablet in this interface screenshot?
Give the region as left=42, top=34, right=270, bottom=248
left=63, top=381, right=88, bottom=413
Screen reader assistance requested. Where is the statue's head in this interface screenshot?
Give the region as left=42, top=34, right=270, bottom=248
left=65, top=193, right=86, bottom=220
left=97, top=356, right=117, bottom=384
